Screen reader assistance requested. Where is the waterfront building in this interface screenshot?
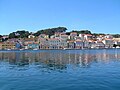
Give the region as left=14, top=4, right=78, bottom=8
left=69, top=32, right=77, bottom=40
left=74, top=39, right=83, bottom=49
left=102, top=39, right=113, bottom=48
left=27, top=42, right=39, bottom=49
left=23, top=38, right=38, bottom=49
left=0, top=43, right=2, bottom=49
left=15, top=42, right=22, bottom=49
left=60, top=39, right=68, bottom=49
left=95, top=41, right=105, bottom=48
left=0, top=42, right=16, bottom=50
left=88, top=40, right=96, bottom=48
left=113, top=38, right=120, bottom=41
left=83, top=40, right=89, bottom=48
left=39, top=38, right=49, bottom=49
left=48, top=38, right=61, bottom=49
left=0, top=31, right=118, bottom=50
left=67, top=40, right=75, bottom=49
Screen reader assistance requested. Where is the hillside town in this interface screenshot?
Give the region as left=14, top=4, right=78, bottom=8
left=0, top=31, right=120, bottom=50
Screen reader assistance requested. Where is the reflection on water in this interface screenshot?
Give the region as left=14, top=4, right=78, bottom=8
left=0, top=49, right=120, bottom=72
left=0, top=49, right=120, bottom=90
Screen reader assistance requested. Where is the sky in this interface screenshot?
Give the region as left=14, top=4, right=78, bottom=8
left=0, top=0, right=120, bottom=35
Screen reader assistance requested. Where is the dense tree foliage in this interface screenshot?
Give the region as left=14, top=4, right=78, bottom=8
left=0, top=35, right=2, bottom=38
left=4, top=27, right=120, bottom=39
left=71, top=30, right=92, bottom=35
left=9, top=30, right=30, bottom=38
left=34, top=27, right=67, bottom=36
left=112, top=34, right=120, bottom=38
left=79, top=30, right=92, bottom=34
left=0, top=35, right=2, bottom=42
left=66, top=32, right=71, bottom=35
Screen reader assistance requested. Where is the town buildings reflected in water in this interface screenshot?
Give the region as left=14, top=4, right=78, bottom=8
left=0, top=49, right=120, bottom=72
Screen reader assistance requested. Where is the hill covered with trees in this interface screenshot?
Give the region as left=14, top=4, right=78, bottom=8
left=8, top=27, right=67, bottom=38
left=9, top=30, right=30, bottom=38
left=34, top=27, right=67, bottom=36
left=0, top=26, right=119, bottom=39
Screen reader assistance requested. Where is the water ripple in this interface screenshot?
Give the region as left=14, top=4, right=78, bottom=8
left=0, top=49, right=120, bottom=90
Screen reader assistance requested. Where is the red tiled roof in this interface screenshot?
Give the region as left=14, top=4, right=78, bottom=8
left=84, top=34, right=92, bottom=36
left=75, top=39, right=82, bottom=42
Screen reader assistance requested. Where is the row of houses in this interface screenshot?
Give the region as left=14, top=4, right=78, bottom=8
left=0, top=32, right=120, bottom=50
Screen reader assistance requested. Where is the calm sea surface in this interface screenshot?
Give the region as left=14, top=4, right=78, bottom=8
left=0, top=49, right=120, bottom=90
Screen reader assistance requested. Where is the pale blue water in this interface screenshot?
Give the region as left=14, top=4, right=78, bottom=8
left=0, top=49, right=120, bottom=90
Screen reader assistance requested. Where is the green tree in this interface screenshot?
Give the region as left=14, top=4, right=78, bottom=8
left=34, top=27, right=67, bottom=36
left=0, top=35, right=2, bottom=38
left=79, top=30, right=92, bottom=34
left=71, top=30, right=92, bottom=35
left=112, top=34, right=120, bottom=38
left=9, top=30, right=30, bottom=38
left=9, top=33, right=16, bottom=38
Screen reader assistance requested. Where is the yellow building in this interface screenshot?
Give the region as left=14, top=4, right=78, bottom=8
left=0, top=43, right=2, bottom=49
left=0, top=42, right=16, bottom=50
left=113, top=38, right=120, bottom=42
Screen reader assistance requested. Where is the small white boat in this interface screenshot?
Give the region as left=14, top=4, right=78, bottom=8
left=33, top=48, right=38, bottom=50
left=20, top=49, right=24, bottom=50
left=7, top=49, right=11, bottom=50
left=116, top=46, right=120, bottom=48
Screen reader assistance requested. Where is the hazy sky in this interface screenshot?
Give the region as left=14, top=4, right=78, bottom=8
left=0, top=0, right=120, bottom=35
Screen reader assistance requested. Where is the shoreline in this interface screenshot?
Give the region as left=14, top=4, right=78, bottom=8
left=0, top=48, right=119, bottom=51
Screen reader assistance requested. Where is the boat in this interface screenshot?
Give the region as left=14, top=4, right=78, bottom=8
left=19, top=49, right=24, bottom=50
left=33, top=48, right=39, bottom=50
left=7, top=49, right=11, bottom=50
